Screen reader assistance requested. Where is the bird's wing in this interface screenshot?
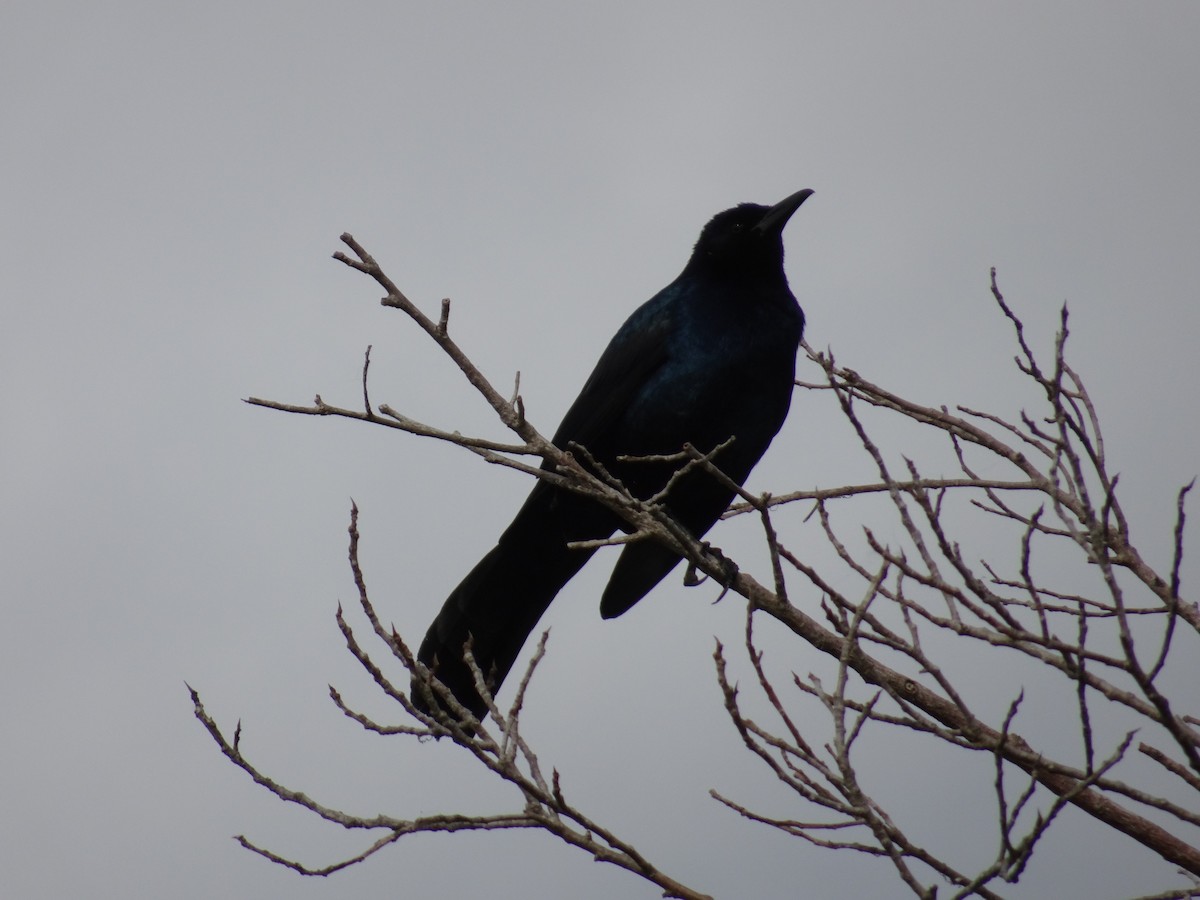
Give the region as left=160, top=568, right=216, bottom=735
left=548, top=297, right=675, bottom=458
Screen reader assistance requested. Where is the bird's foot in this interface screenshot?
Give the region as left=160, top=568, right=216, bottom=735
left=684, top=543, right=739, bottom=603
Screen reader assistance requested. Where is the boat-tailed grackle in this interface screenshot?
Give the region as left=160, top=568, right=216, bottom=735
left=416, top=190, right=813, bottom=722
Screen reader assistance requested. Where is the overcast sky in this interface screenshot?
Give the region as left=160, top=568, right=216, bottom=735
left=4, top=3, right=1198, bottom=898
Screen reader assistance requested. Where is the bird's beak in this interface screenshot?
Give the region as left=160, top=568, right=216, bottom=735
left=753, top=189, right=814, bottom=236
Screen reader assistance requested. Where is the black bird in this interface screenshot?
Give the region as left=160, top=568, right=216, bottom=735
left=416, top=189, right=812, bottom=722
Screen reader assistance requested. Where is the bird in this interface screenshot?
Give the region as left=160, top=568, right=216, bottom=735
left=414, top=189, right=813, bottom=723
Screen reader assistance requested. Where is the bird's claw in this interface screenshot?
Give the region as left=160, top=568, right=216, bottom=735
left=684, top=543, right=739, bottom=604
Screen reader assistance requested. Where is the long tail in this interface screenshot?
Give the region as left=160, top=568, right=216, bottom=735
left=415, top=481, right=619, bottom=721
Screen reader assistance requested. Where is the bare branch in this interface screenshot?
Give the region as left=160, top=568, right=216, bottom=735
left=218, top=241, right=1200, bottom=897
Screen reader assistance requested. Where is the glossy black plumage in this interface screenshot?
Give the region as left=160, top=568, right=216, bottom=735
left=415, top=190, right=812, bottom=721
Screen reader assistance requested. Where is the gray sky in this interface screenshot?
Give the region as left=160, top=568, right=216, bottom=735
left=3, top=3, right=1198, bottom=897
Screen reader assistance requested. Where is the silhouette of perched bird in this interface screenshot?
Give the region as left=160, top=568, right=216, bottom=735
left=416, top=189, right=813, bottom=722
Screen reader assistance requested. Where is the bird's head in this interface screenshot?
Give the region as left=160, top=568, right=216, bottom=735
left=685, top=189, right=813, bottom=278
